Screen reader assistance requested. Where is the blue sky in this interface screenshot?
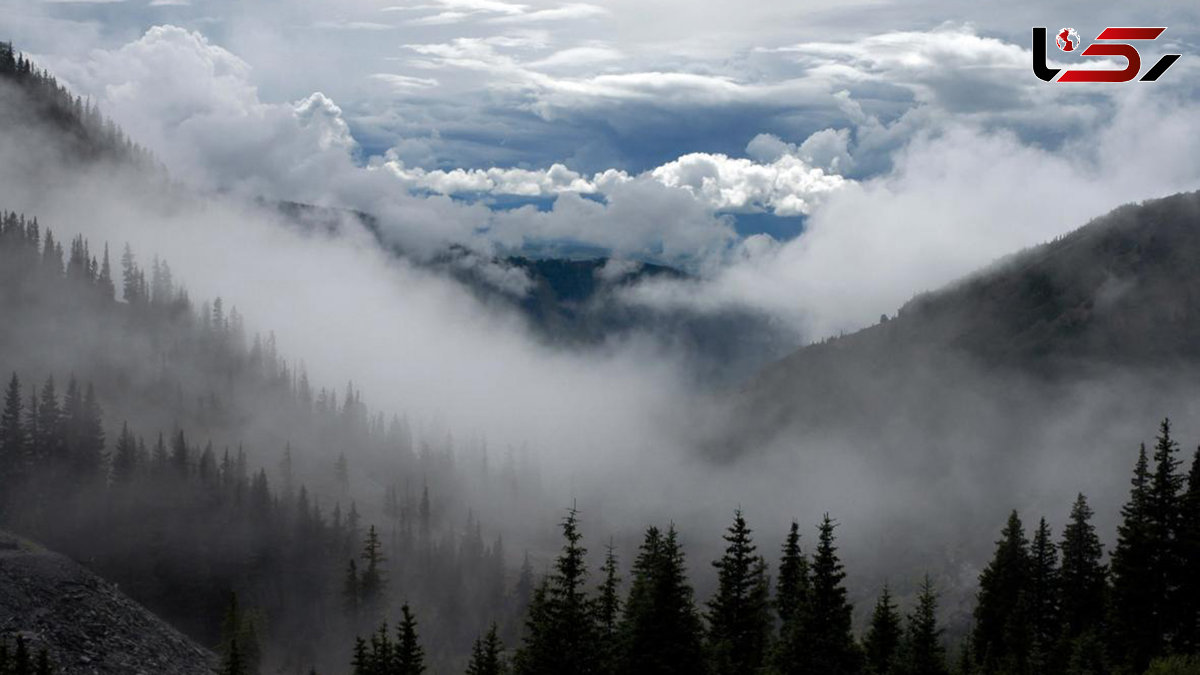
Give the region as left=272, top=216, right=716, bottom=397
left=4, top=0, right=1200, bottom=337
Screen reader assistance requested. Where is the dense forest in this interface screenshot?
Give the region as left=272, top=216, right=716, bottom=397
left=3, top=38, right=1200, bottom=675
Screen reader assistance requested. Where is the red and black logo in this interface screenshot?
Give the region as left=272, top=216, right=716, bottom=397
left=1033, top=27, right=1181, bottom=82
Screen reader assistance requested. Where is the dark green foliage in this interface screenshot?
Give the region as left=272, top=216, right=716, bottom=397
left=795, top=514, right=861, bottom=675
left=360, top=526, right=387, bottom=619
left=466, top=624, right=506, bottom=675
left=0, top=373, right=25, bottom=500
left=0, top=636, right=54, bottom=675
left=1059, top=494, right=1106, bottom=641
left=219, top=594, right=261, bottom=675
left=1111, top=443, right=1162, bottom=671
left=972, top=510, right=1031, bottom=674
left=595, top=542, right=621, bottom=674
left=514, top=506, right=601, bottom=675
left=0, top=42, right=153, bottom=166
left=864, top=583, right=902, bottom=675
left=775, top=521, right=810, bottom=630
left=395, top=604, right=426, bottom=675
left=1149, top=420, right=1186, bottom=651
left=901, top=575, right=947, bottom=675
left=619, top=525, right=706, bottom=675
left=1180, top=448, right=1200, bottom=653
left=1028, top=519, right=1060, bottom=671
left=1143, top=655, right=1200, bottom=674
left=705, top=509, right=770, bottom=675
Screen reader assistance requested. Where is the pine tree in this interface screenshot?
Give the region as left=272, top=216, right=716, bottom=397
left=1058, top=494, right=1106, bottom=639
left=351, top=637, right=370, bottom=675
left=618, top=524, right=706, bottom=675
left=864, top=582, right=902, bottom=675
left=1111, top=443, right=1160, bottom=671
left=706, top=509, right=771, bottom=675
left=595, top=541, right=621, bottom=674
left=33, top=376, right=62, bottom=466
left=0, top=373, right=26, bottom=491
left=972, top=510, right=1031, bottom=675
left=110, top=422, right=139, bottom=485
left=222, top=638, right=245, bottom=675
left=901, top=575, right=947, bottom=675
left=1147, top=420, right=1186, bottom=651
left=775, top=521, right=810, bottom=629
left=394, top=603, right=425, bottom=675
left=343, top=558, right=360, bottom=620
left=170, top=429, right=189, bottom=478
left=220, top=594, right=261, bottom=675
left=359, top=526, right=386, bottom=619
left=76, top=383, right=105, bottom=480
left=514, top=506, right=600, bottom=674
left=802, top=514, right=862, bottom=675
left=1178, top=447, right=1200, bottom=652
left=1028, top=518, right=1060, bottom=671
left=467, top=624, right=506, bottom=675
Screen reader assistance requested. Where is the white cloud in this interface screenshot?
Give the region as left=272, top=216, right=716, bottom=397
left=650, top=149, right=846, bottom=216
left=312, top=20, right=397, bottom=31
left=369, top=73, right=441, bottom=90
left=626, top=88, right=1200, bottom=340
left=488, top=3, right=607, bottom=23
left=380, top=136, right=847, bottom=218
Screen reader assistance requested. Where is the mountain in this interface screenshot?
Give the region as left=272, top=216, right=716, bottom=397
left=0, top=531, right=216, bottom=674
left=275, top=201, right=796, bottom=380
left=731, top=190, right=1200, bottom=448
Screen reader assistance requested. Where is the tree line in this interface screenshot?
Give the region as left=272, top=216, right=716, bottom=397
left=339, top=419, right=1200, bottom=675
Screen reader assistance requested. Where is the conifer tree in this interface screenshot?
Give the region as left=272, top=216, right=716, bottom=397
left=902, top=575, right=947, bottom=675
left=394, top=603, right=425, bottom=675
left=802, top=514, right=862, bottom=675
left=467, top=624, right=506, bottom=675
left=1147, top=420, right=1185, bottom=650
left=972, top=510, right=1031, bottom=675
left=342, top=558, right=360, bottom=620
left=359, top=526, right=386, bottom=619
left=706, top=509, right=770, bottom=675
left=110, top=422, right=139, bottom=486
left=618, top=525, right=706, bottom=675
left=220, top=594, right=261, bottom=675
left=170, top=429, right=189, bottom=478
left=1111, top=444, right=1160, bottom=671
left=1058, top=494, right=1106, bottom=640
left=595, top=541, right=622, bottom=674
left=775, top=521, right=810, bottom=630
left=33, top=376, right=62, bottom=465
left=76, top=383, right=104, bottom=479
left=1178, top=447, right=1200, bottom=652
left=864, top=582, right=902, bottom=675
left=1028, top=518, right=1060, bottom=671
left=514, top=506, right=600, bottom=675
left=0, top=373, right=25, bottom=492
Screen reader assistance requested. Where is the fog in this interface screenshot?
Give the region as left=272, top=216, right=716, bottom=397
left=4, top=76, right=1196, bottom=595
left=5, top=39, right=1200, bottom=659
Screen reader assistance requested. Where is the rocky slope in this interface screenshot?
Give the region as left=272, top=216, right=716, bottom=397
left=0, top=532, right=216, bottom=675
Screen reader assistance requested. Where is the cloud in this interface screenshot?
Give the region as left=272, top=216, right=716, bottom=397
left=649, top=148, right=846, bottom=216
left=626, top=86, right=1200, bottom=340
left=312, top=20, right=398, bottom=31
left=369, top=73, right=441, bottom=90
left=394, top=0, right=600, bottom=26
left=488, top=3, right=607, bottom=23
left=380, top=137, right=846, bottom=218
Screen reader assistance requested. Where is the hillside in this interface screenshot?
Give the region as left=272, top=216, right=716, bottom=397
left=0, top=532, right=216, bottom=675
left=734, top=190, right=1200, bottom=446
